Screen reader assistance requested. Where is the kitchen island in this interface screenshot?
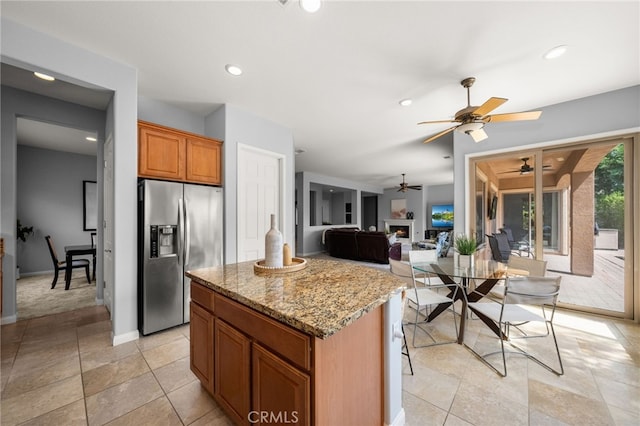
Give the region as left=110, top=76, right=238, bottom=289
left=186, top=258, right=406, bottom=426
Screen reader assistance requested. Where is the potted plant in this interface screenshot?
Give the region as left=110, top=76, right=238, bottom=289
left=16, top=220, right=34, bottom=279
left=454, top=234, right=478, bottom=268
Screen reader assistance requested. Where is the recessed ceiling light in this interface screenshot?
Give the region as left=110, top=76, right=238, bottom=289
left=399, top=99, right=412, bottom=107
left=86, top=136, right=97, bottom=142
left=543, top=45, right=568, bottom=60
left=300, top=0, right=321, bottom=13
left=34, top=71, right=55, bottom=81
left=225, top=64, right=243, bottom=76
left=295, top=148, right=306, bottom=155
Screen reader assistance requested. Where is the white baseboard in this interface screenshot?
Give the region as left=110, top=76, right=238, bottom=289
left=112, top=329, right=139, bottom=346
left=386, top=408, right=405, bottom=426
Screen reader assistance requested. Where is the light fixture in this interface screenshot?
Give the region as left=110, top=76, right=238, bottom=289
left=300, top=0, right=321, bottom=13
left=456, top=122, right=487, bottom=143
left=34, top=71, right=55, bottom=81
left=225, top=64, right=243, bottom=76
left=543, top=45, right=568, bottom=60
left=295, top=148, right=305, bottom=155
left=399, top=99, right=412, bottom=107
left=85, top=136, right=97, bottom=142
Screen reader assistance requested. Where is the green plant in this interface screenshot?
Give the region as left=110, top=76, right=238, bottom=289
left=454, top=234, right=478, bottom=255
left=17, top=220, right=34, bottom=242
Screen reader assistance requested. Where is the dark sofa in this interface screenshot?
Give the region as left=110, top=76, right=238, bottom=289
left=324, top=228, right=391, bottom=264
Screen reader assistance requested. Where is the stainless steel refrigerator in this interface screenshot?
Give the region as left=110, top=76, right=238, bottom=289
left=138, top=179, right=223, bottom=335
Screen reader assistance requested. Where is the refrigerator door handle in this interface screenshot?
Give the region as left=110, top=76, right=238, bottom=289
left=185, top=197, right=191, bottom=265
left=178, top=197, right=184, bottom=266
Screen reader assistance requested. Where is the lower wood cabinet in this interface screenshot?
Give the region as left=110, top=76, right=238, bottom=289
left=252, top=343, right=310, bottom=425
left=214, top=319, right=251, bottom=425
left=189, top=302, right=214, bottom=393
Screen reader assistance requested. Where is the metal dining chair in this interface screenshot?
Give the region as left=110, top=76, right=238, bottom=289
left=464, top=275, right=563, bottom=377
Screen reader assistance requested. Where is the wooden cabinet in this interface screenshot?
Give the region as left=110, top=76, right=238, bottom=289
left=138, top=120, right=222, bottom=185
left=189, top=302, right=214, bottom=393
left=214, top=319, right=251, bottom=425
left=252, top=343, right=310, bottom=425
left=190, top=282, right=383, bottom=425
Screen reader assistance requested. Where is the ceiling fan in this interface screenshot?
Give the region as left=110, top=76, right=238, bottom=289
left=397, top=174, right=422, bottom=192
left=419, top=77, right=542, bottom=144
left=500, top=157, right=552, bottom=175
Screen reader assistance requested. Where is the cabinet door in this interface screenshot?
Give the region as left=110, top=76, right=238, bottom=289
left=138, top=124, right=185, bottom=180
left=189, top=302, right=214, bottom=393
left=214, top=319, right=251, bottom=425
left=186, top=137, right=222, bottom=185
left=252, top=343, right=310, bottom=426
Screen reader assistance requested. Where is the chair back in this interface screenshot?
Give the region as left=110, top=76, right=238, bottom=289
left=45, top=235, right=60, bottom=266
left=408, top=249, right=438, bottom=264
left=500, top=227, right=516, bottom=244
left=91, top=232, right=96, bottom=248
left=508, top=256, right=547, bottom=276
left=504, top=276, right=561, bottom=306
left=486, top=235, right=505, bottom=262
left=493, top=233, right=512, bottom=261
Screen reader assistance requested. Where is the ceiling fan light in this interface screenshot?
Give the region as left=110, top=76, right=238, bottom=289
left=456, top=122, right=484, bottom=134
left=469, top=128, right=488, bottom=143
left=34, top=71, right=55, bottom=81
left=399, top=98, right=412, bottom=107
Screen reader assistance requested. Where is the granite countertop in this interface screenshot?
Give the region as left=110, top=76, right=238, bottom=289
left=186, top=258, right=405, bottom=339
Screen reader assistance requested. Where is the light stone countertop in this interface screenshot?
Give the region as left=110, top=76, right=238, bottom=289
left=186, top=258, right=405, bottom=339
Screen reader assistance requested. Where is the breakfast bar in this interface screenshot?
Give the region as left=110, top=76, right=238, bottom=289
left=186, top=258, right=406, bottom=425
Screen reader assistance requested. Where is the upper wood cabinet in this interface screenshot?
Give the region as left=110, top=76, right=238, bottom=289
left=138, top=120, right=222, bottom=185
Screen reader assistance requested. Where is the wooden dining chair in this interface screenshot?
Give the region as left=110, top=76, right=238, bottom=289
left=90, top=232, right=97, bottom=280
left=45, top=235, right=91, bottom=289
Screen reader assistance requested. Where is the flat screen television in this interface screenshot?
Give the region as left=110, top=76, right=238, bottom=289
left=488, top=195, right=498, bottom=220
left=431, top=204, right=454, bottom=228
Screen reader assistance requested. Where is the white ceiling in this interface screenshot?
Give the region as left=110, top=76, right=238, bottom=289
left=2, top=1, right=638, bottom=189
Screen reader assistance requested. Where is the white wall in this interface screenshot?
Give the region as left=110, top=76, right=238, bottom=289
left=17, top=145, right=97, bottom=273
left=1, top=18, right=138, bottom=343
left=378, top=187, right=426, bottom=242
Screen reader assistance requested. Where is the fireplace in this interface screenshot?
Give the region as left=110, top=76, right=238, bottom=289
left=384, top=219, right=415, bottom=243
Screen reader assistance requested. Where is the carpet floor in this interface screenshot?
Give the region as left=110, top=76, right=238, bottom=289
left=16, top=271, right=98, bottom=320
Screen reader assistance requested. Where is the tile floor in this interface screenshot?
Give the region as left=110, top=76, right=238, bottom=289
left=1, top=302, right=639, bottom=425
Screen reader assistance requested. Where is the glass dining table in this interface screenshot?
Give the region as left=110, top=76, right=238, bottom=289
left=411, top=257, right=509, bottom=344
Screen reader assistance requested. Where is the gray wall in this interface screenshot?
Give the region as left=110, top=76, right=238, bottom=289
left=2, top=18, right=138, bottom=344
left=452, top=85, right=640, bottom=235
left=424, top=184, right=454, bottom=231
left=296, top=171, right=383, bottom=256
left=138, top=96, right=205, bottom=135
left=17, top=145, right=97, bottom=273
left=378, top=186, right=426, bottom=243
left=207, top=104, right=295, bottom=264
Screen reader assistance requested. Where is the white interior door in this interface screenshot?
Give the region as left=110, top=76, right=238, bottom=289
left=237, top=146, right=282, bottom=262
left=103, top=135, right=114, bottom=315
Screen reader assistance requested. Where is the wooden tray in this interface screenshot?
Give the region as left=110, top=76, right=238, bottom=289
left=254, top=257, right=307, bottom=274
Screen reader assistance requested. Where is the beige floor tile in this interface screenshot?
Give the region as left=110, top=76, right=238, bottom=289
left=528, top=378, right=614, bottom=425
left=527, top=361, right=602, bottom=401
left=105, top=396, right=182, bottom=426
left=403, top=390, right=448, bottom=426
left=80, top=339, right=140, bottom=372
left=0, top=321, right=27, bottom=345
left=188, top=403, right=235, bottom=426
left=2, top=351, right=80, bottom=400
left=607, top=404, right=640, bottom=426
left=18, top=399, right=87, bottom=426
left=411, top=341, right=475, bottom=379
left=137, top=327, right=185, bottom=351
left=592, top=357, right=640, bottom=388
left=449, top=381, right=528, bottom=426
left=10, top=339, right=79, bottom=375
left=402, top=361, right=460, bottom=411
left=443, top=413, right=474, bottom=426
left=529, top=408, right=570, bottom=425
left=86, top=371, right=164, bottom=426
left=78, top=330, right=113, bottom=355
left=77, top=319, right=112, bottom=338
left=0, top=374, right=84, bottom=426
left=166, top=379, right=219, bottom=425
left=83, top=352, right=150, bottom=396
left=142, top=336, right=190, bottom=370
left=1, top=341, right=20, bottom=362
left=153, top=355, right=197, bottom=393
left=592, top=374, right=640, bottom=414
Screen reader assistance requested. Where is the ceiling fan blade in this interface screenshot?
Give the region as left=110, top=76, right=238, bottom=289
left=485, top=111, right=542, bottom=122
left=472, top=97, right=508, bottom=117
left=423, top=126, right=456, bottom=144
left=469, top=128, right=488, bottom=143
left=418, top=119, right=458, bottom=125
left=408, top=185, right=422, bottom=190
